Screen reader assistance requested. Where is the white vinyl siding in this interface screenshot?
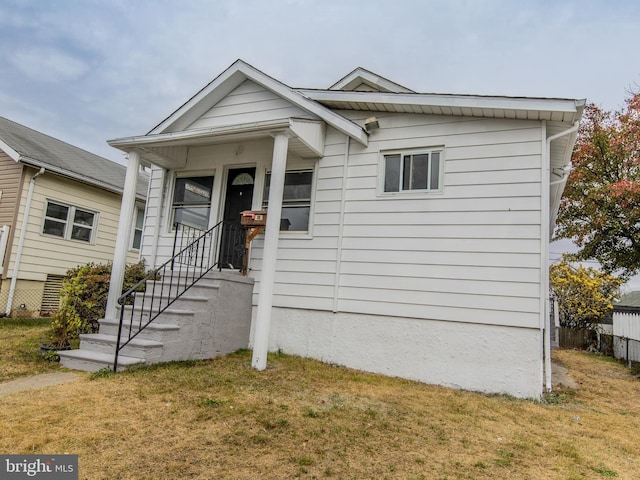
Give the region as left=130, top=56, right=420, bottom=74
left=140, top=104, right=546, bottom=330
left=248, top=114, right=545, bottom=329
left=187, top=80, right=316, bottom=131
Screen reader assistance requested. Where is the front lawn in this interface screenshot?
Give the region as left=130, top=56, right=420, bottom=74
left=1, top=349, right=639, bottom=479
left=0, top=317, right=60, bottom=382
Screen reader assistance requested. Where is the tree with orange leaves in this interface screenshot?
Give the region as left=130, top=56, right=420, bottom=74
left=555, top=93, right=640, bottom=279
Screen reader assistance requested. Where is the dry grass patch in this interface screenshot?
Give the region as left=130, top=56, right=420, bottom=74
left=1, top=350, right=639, bottom=479
left=0, top=317, right=60, bottom=382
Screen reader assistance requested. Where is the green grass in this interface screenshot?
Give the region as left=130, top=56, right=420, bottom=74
left=0, top=317, right=60, bottom=382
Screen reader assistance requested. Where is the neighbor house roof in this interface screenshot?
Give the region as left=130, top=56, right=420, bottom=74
left=614, top=291, right=640, bottom=313
left=0, top=116, right=148, bottom=198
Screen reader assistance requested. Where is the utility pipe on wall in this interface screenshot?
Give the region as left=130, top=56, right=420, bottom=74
left=543, top=121, right=580, bottom=392
left=5, top=167, right=45, bottom=316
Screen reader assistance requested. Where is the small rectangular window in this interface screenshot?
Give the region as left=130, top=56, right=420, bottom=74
left=263, top=170, right=313, bottom=232
left=42, top=201, right=96, bottom=243
left=383, top=149, right=443, bottom=193
left=131, top=205, right=144, bottom=250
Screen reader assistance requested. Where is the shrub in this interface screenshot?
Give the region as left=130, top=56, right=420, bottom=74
left=550, top=257, right=622, bottom=331
left=50, top=261, right=148, bottom=347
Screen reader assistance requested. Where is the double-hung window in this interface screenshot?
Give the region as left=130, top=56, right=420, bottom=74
left=171, top=175, right=214, bottom=231
left=131, top=205, right=145, bottom=250
left=263, top=169, right=313, bottom=232
left=42, top=201, right=96, bottom=243
left=382, top=148, right=443, bottom=193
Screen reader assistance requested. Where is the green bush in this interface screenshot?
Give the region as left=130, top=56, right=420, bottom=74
left=50, top=261, right=148, bottom=347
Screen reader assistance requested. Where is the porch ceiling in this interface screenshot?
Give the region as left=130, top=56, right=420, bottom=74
left=108, top=118, right=325, bottom=169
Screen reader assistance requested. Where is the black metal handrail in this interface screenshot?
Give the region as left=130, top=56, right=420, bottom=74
left=113, top=220, right=244, bottom=371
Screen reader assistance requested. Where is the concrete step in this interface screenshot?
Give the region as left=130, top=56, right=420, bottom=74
left=121, top=292, right=211, bottom=312
left=118, top=305, right=195, bottom=325
left=144, top=279, right=220, bottom=299
left=98, top=318, right=180, bottom=342
left=58, top=349, right=144, bottom=372
left=79, top=333, right=163, bottom=361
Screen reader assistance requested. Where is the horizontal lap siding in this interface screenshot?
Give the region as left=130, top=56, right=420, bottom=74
left=334, top=112, right=543, bottom=328
left=251, top=127, right=346, bottom=310
left=188, top=80, right=315, bottom=130
left=7, top=172, right=137, bottom=281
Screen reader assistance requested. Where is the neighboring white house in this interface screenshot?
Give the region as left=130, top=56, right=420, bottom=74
left=95, top=60, right=583, bottom=398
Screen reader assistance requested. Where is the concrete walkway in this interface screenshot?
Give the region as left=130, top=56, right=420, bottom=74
left=0, top=372, right=82, bottom=396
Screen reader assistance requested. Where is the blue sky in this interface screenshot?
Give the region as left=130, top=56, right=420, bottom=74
left=1, top=0, right=639, bottom=163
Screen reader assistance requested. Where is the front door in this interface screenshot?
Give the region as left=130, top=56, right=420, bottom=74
left=219, top=167, right=255, bottom=268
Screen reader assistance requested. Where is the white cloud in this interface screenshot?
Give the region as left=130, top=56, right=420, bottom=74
left=9, top=46, right=89, bottom=82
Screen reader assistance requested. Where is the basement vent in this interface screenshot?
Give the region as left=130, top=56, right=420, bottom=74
left=41, top=274, right=64, bottom=314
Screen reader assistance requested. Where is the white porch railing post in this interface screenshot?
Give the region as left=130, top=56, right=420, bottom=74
left=252, top=132, right=289, bottom=370
left=105, top=150, right=141, bottom=320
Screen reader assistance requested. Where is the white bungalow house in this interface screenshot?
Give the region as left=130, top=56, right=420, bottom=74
left=60, top=60, right=584, bottom=398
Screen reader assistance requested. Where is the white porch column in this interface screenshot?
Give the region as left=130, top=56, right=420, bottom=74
left=105, top=150, right=141, bottom=320
left=252, top=132, right=289, bottom=370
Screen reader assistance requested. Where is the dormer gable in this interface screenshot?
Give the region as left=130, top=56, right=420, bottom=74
left=329, top=67, right=414, bottom=93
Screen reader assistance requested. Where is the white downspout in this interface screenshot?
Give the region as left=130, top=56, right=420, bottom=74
left=543, top=120, right=580, bottom=392
left=5, top=167, right=45, bottom=316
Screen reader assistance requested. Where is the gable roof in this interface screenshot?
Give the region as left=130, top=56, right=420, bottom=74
left=0, top=117, right=147, bottom=198
left=329, top=67, right=415, bottom=93
left=149, top=59, right=368, bottom=146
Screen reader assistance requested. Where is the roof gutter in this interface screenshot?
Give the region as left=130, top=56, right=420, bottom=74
left=5, top=167, right=45, bottom=316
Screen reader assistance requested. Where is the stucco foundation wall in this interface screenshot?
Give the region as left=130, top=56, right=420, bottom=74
left=255, top=307, right=543, bottom=399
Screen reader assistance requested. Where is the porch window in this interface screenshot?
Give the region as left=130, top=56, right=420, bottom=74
left=263, top=170, right=313, bottom=231
left=42, top=201, right=96, bottom=243
left=171, top=175, right=214, bottom=231
left=383, top=148, right=443, bottom=193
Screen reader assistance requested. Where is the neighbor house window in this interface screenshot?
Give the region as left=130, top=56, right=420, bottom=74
left=263, top=170, right=313, bottom=231
left=42, top=201, right=96, bottom=243
left=171, top=175, right=214, bottom=231
left=383, top=149, right=443, bottom=193
left=131, top=205, right=145, bottom=250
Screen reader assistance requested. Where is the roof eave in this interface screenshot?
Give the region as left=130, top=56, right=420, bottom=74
left=18, top=156, right=147, bottom=200
left=299, top=89, right=585, bottom=123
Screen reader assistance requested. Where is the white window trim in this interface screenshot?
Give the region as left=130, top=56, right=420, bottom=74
left=261, top=165, right=316, bottom=237
left=167, top=170, right=216, bottom=233
left=378, top=146, right=445, bottom=197
left=41, top=200, right=98, bottom=244
left=130, top=203, right=145, bottom=251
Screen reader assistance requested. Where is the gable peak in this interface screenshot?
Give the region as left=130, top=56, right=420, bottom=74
left=329, top=67, right=414, bottom=93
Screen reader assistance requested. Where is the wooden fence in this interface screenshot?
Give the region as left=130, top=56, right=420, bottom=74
left=559, top=327, right=596, bottom=350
